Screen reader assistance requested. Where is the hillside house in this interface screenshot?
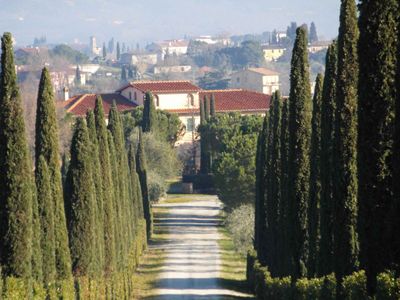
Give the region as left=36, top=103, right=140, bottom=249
left=231, top=68, right=280, bottom=95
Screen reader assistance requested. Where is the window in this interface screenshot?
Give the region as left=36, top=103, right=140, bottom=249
left=134, top=92, right=137, bottom=101
left=129, top=91, right=132, bottom=100
left=186, top=118, right=195, bottom=132
left=236, top=77, right=240, bottom=83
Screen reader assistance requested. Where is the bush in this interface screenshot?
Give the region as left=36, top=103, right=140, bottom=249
left=148, top=171, right=167, bottom=202
left=342, top=271, right=368, bottom=300
left=376, top=271, right=400, bottom=300
left=225, top=204, right=254, bottom=255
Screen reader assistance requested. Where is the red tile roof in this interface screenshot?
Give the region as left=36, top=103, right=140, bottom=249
left=117, top=80, right=201, bottom=93
left=62, top=93, right=137, bottom=116
left=199, top=89, right=270, bottom=113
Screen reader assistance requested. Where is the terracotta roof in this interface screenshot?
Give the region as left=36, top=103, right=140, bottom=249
left=117, top=80, right=201, bottom=93
left=62, top=93, right=137, bottom=116
left=199, top=89, right=270, bottom=113
left=248, top=68, right=279, bottom=76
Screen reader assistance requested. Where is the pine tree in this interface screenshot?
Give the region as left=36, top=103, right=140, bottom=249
left=116, top=42, right=121, bottom=61
left=279, top=99, right=290, bottom=276
left=334, top=0, right=359, bottom=290
left=266, top=91, right=282, bottom=276
left=210, top=94, right=216, bottom=117
left=0, top=32, right=34, bottom=279
left=136, top=129, right=152, bottom=239
left=319, top=43, right=337, bottom=276
left=254, top=112, right=269, bottom=266
left=36, top=155, right=56, bottom=285
left=64, top=118, right=96, bottom=277
left=94, top=96, right=116, bottom=275
left=35, top=67, right=72, bottom=280
left=142, top=92, right=156, bottom=133
left=308, top=74, right=323, bottom=277
left=204, top=95, right=210, bottom=121
left=287, top=26, right=312, bottom=279
left=86, top=110, right=105, bottom=276
left=309, top=22, right=318, bottom=43
left=357, top=0, right=398, bottom=294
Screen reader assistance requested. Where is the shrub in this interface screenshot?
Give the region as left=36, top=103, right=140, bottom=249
left=148, top=171, right=167, bottom=202
left=341, top=271, right=368, bottom=300
left=225, top=204, right=254, bottom=255
left=376, top=271, right=400, bottom=300
left=3, top=277, right=28, bottom=300
left=320, top=274, right=336, bottom=300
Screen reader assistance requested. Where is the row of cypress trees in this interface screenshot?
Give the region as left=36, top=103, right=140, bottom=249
left=0, top=32, right=150, bottom=298
left=254, top=0, right=400, bottom=297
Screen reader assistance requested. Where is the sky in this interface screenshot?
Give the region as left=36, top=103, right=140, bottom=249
left=0, top=0, right=341, bottom=47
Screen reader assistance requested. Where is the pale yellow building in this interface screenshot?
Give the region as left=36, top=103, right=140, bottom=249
left=231, top=68, right=280, bottom=95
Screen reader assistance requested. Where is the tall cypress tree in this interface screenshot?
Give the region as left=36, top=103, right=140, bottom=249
left=65, top=118, right=96, bottom=277
left=279, top=99, right=290, bottom=276
left=254, top=112, right=269, bottom=266
left=204, top=95, right=210, bottom=121
left=116, top=42, right=121, bottom=61
left=94, top=96, right=116, bottom=275
left=35, top=67, right=72, bottom=280
left=0, top=32, right=34, bottom=279
left=86, top=110, right=105, bottom=276
left=266, top=91, right=282, bottom=277
left=358, top=0, right=398, bottom=294
left=136, top=129, right=152, bottom=240
left=319, top=43, right=338, bottom=276
left=334, top=0, right=359, bottom=290
left=287, top=27, right=312, bottom=279
left=210, top=94, right=216, bottom=117
left=200, top=97, right=206, bottom=124
left=308, top=74, right=323, bottom=277
left=36, top=155, right=56, bottom=285
left=142, top=92, right=156, bottom=133
left=128, top=144, right=144, bottom=222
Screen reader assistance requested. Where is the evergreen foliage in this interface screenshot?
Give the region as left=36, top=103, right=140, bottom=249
left=319, top=43, right=337, bottom=277
left=287, top=26, right=312, bottom=279
left=36, top=155, right=56, bottom=285
left=86, top=110, right=105, bottom=275
left=75, top=65, right=81, bottom=86
left=64, top=118, right=96, bottom=277
left=334, top=0, right=360, bottom=289
left=142, top=92, right=157, bottom=133
left=357, top=0, right=398, bottom=295
left=136, top=129, right=152, bottom=239
left=204, top=95, right=210, bottom=121
left=0, top=32, right=34, bottom=279
left=35, top=67, right=72, bottom=280
left=128, top=144, right=144, bottom=221
left=116, top=42, right=121, bottom=61
left=94, top=96, right=116, bottom=275
left=309, top=22, right=318, bottom=43
left=210, top=94, right=216, bottom=117
left=308, top=74, right=323, bottom=277
left=266, top=91, right=282, bottom=277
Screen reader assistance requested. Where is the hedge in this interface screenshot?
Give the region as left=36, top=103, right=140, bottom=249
left=247, top=251, right=399, bottom=300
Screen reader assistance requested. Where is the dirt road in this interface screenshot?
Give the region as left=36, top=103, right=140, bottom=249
left=141, top=195, right=254, bottom=300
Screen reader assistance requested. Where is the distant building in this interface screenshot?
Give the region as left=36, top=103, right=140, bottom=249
left=120, top=53, right=158, bottom=65
left=308, top=41, right=331, bottom=53
left=89, top=36, right=101, bottom=56
left=153, top=65, right=192, bottom=74
left=193, top=35, right=231, bottom=46
left=147, top=40, right=189, bottom=61
left=262, top=46, right=286, bottom=62
left=231, top=68, right=280, bottom=95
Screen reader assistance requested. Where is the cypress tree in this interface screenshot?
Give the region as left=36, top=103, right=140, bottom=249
left=94, top=96, right=116, bottom=275
left=254, top=112, right=269, bottom=266
left=31, top=185, right=43, bottom=283
left=204, top=95, right=210, bottom=121
left=136, top=129, right=152, bottom=239
left=116, top=42, right=121, bottom=61
left=121, top=65, right=127, bottom=82
left=103, top=43, right=107, bottom=59
left=266, top=91, right=282, bottom=277
left=86, top=110, right=105, bottom=276
left=308, top=74, right=323, bottom=277
left=107, top=131, right=124, bottom=270
left=287, top=26, right=312, bottom=279
left=210, top=94, right=216, bottom=117
left=75, top=65, right=81, bottom=86
left=334, top=0, right=359, bottom=290
left=36, top=155, right=56, bottom=285
left=128, top=144, right=144, bottom=222
left=35, top=67, right=72, bottom=280
left=64, top=118, right=96, bottom=277
left=358, top=0, right=398, bottom=294
left=319, top=43, right=337, bottom=276
left=200, top=96, right=206, bottom=124
left=142, top=92, right=156, bottom=133
left=0, top=32, right=34, bottom=279
left=279, top=99, right=290, bottom=276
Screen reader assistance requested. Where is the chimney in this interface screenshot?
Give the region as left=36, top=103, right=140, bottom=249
left=63, top=87, right=69, bottom=101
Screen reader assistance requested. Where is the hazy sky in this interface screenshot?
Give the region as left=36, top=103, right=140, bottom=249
left=0, top=0, right=340, bottom=46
